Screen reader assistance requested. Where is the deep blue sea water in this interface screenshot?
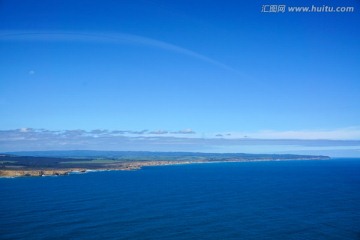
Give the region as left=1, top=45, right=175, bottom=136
left=1, top=159, right=360, bottom=240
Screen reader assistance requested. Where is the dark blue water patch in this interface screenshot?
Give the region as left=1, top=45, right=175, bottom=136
left=1, top=159, right=360, bottom=239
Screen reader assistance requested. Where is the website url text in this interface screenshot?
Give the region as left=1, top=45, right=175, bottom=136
left=261, top=5, right=355, bottom=13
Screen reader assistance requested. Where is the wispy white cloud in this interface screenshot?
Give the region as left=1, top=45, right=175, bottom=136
left=171, top=129, right=196, bottom=134
left=19, top=128, right=32, bottom=133
left=148, top=130, right=168, bottom=135
left=0, top=31, right=238, bottom=73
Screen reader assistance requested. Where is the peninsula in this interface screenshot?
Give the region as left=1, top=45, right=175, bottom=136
left=0, top=151, right=330, bottom=177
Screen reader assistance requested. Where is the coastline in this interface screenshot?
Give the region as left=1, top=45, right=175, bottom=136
left=0, top=160, right=204, bottom=178
left=0, top=157, right=331, bottom=178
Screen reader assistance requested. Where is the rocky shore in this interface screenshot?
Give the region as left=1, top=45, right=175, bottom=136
left=0, top=160, right=197, bottom=177
left=0, top=169, right=84, bottom=177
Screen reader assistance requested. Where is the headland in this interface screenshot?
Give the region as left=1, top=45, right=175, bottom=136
left=0, top=151, right=330, bottom=177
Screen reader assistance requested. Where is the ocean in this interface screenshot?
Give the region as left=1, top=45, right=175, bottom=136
left=1, top=159, right=360, bottom=239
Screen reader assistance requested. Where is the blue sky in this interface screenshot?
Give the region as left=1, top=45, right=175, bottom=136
left=0, top=0, right=359, bottom=156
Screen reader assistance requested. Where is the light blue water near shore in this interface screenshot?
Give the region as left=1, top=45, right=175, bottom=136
left=1, top=159, right=360, bottom=240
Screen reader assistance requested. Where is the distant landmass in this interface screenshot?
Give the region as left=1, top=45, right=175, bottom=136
left=0, top=151, right=330, bottom=177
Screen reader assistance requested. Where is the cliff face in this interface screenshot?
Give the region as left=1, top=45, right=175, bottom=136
left=0, top=170, right=71, bottom=177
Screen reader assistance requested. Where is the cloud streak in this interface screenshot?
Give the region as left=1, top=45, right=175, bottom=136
left=0, top=31, right=238, bottom=73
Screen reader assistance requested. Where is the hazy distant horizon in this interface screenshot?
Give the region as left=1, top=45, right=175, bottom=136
left=1, top=128, right=359, bottom=157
